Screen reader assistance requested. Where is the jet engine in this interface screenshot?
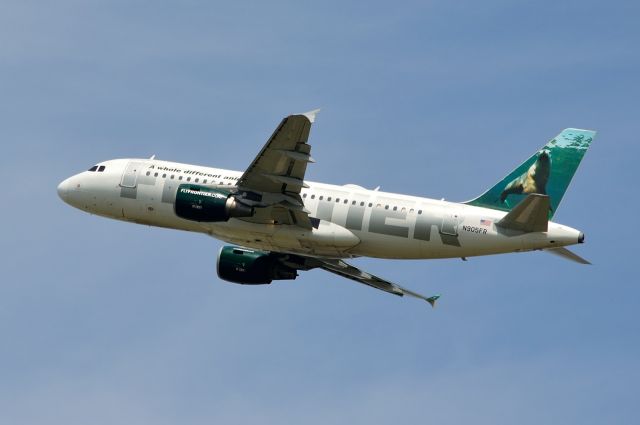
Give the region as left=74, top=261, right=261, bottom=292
left=216, top=246, right=298, bottom=284
left=175, top=185, right=253, bottom=222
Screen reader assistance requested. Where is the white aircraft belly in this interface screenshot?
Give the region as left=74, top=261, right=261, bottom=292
left=203, top=218, right=361, bottom=258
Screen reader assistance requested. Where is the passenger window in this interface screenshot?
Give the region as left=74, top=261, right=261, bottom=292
left=146, top=171, right=150, bottom=176
left=410, top=208, right=414, bottom=213
left=187, top=177, right=191, bottom=181
left=369, top=203, right=373, bottom=207
left=336, top=198, right=340, bottom=203
left=303, top=193, right=307, bottom=198
left=154, top=172, right=158, bottom=177
left=385, top=205, right=389, bottom=210
left=327, top=197, right=332, bottom=202
left=171, top=175, right=175, bottom=179
left=352, top=200, right=356, bottom=205
left=319, top=196, right=324, bottom=201
left=88, top=166, right=98, bottom=172
left=203, top=179, right=207, bottom=183
left=360, top=202, right=364, bottom=206
left=344, top=199, right=348, bottom=204
left=179, top=176, right=183, bottom=180
left=393, top=206, right=397, bottom=211
left=311, top=194, right=316, bottom=199
left=162, top=174, right=166, bottom=178
left=195, top=178, right=199, bottom=183
left=98, top=166, right=105, bottom=172
left=418, top=210, right=423, bottom=215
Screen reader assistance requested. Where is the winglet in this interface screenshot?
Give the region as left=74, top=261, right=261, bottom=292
left=299, top=108, right=321, bottom=123
left=426, top=295, right=440, bottom=308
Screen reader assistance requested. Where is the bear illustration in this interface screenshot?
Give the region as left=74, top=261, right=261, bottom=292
left=500, top=150, right=551, bottom=203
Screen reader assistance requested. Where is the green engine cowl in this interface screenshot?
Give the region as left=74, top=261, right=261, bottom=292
left=217, top=246, right=298, bottom=285
left=175, top=184, right=253, bottom=222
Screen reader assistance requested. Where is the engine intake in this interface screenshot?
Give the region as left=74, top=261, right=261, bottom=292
left=175, top=185, right=253, bottom=222
left=217, top=246, right=298, bottom=285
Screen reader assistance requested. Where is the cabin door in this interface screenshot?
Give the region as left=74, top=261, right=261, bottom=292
left=121, top=162, right=144, bottom=188
left=441, top=213, right=460, bottom=236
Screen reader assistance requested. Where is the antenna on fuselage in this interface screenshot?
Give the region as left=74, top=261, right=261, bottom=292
left=149, top=154, right=156, bottom=160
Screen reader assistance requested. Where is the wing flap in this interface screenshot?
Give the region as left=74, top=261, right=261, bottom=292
left=262, top=173, right=309, bottom=188
left=274, top=149, right=315, bottom=163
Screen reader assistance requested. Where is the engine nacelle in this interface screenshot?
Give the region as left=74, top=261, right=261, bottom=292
left=175, top=185, right=253, bottom=222
left=216, top=246, right=298, bottom=285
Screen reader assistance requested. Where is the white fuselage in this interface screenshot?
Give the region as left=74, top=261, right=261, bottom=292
left=57, top=158, right=583, bottom=259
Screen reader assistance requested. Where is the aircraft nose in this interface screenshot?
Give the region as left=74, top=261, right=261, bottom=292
left=57, top=178, right=71, bottom=201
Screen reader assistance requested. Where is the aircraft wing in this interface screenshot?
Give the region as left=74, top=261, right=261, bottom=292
left=318, top=259, right=440, bottom=307
left=235, top=110, right=319, bottom=229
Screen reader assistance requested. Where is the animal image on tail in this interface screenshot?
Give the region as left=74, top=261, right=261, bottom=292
left=465, top=129, right=594, bottom=219
left=500, top=150, right=551, bottom=203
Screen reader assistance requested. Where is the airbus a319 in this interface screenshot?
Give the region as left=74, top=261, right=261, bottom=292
left=58, top=110, right=594, bottom=306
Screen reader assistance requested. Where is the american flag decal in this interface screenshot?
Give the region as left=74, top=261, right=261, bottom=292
left=480, top=219, right=492, bottom=226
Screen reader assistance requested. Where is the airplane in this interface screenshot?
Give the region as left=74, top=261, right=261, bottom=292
left=57, top=110, right=594, bottom=307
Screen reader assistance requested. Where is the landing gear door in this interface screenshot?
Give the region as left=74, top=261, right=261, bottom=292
left=121, top=162, right=144, bottom=188
left=441, top=213, right=460, bottom=236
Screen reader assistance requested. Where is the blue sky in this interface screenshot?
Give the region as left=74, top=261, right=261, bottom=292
left=1, top=1, right=638, bottom=423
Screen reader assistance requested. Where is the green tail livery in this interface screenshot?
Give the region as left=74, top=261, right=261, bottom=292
left=465, top=128, right=595, bottom=219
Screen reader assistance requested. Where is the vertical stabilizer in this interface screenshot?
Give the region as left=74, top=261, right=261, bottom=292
left=464, top=128, right=595, bottom=218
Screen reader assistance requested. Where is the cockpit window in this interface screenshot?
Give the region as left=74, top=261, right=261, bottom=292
left=97, top=166, right=105, bottom=172
left=88, top=165, right=98, bottom=172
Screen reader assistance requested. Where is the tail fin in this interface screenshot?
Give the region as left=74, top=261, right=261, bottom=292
left=464, top=128, right=595, bottom=219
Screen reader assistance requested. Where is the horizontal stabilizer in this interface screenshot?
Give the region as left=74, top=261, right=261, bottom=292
left=497, top=194, right=549, bottom=232
left=545, top=247, right=591, bottom=264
